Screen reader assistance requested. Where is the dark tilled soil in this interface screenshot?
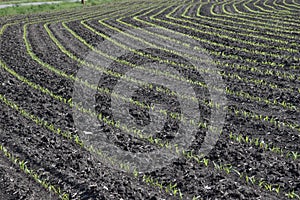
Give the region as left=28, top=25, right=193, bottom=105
left=0, top=0, right=299, bottom=199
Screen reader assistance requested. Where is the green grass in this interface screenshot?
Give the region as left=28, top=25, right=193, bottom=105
left=0, top=0, right=117, bottom=16
left=0, top=0, right=62, bottom=5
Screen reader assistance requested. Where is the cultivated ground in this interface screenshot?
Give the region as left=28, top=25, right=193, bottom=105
left=0, top=0, right=299, bottom=199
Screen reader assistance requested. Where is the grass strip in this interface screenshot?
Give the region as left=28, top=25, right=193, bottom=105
left=0, top=0, right=124, bottom=17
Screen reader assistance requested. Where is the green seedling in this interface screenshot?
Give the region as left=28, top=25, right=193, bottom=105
left=258, top=179, right=265, bottom=188
left=179, top=189, right=183, bottom=199
left=285, top=190, right=300, bottom=199
left=245, top=175, right=249, bottom=184
left=155, top=180, right=164, bottom=190
left=212, top=161, right=221, bottom=170
left=202, top=158, right=209, bottom=167
left=249, top=176, right=256, bottom=185
left=264, top=184, right=272, bottom=191
left=291, top=152, right=300, bottom=160
left=274, top=184, right=281, bottom=194
left=222, top=164, right=232, bottom=174
left=245, top=136, right=250, bottom=143
left=232, top=169, right=243, bottom=178
left=133, top=168, right=139, bottom=178
left=236, top=134, right=243, bottom=142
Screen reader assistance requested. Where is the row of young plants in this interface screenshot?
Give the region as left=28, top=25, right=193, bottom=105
left=0, top=4, right=154, bottom=199
left=227, top=131, right=300, bottom=161
left=37, top=4, right=300, bottom=139
left=0, top=12, right=194, bottom=196
left=58, top=18, right=300, bottom=135
left=181, top=3, right=299, bottom=54
left=292, top=0, right=300, bottom=6
left=206, top=1, right=300, bottom=40
left=0, top=140, right=69, bottom=199
left=115, top=8, right=300, bottom=96
left=233, top=103, right=299, bottom=131
left=4, top=0, right=300, bottom=196
left=283, top=0, right=300, bottom=8
left=32, top=7, right=300, bottom=164
left=129, top=4, right=299, bottom=80
left=223, top=0, right=292, bottom=16
left=19, top=16, right=300, bottom=200
left=272, top=0, right=299, bottom=10
left=210, top=0, right=300, bottom=33
left=1, top=1, right=298, bottom=200
left=91, top=0, right=300, bottom=74
left=260, top=0, right=293, bottom=13
left=249, top=0, right=282, bottom=13
left=3, top=29, right=300, bottom=161
left=173, top=3, right=299, bottom=58
left=1, top=80, right=298, bottom=199
left=150, top=4, right=300, bottom=65
left=18, top=0, right=300, bottom=141
left=200, top=3, right=299, bottom=44
left=4, top=15, right=299, bottom=198
left=127, top=11, right=299, bottom=82
left=0, top=64, right=209, bottom=200
left=93, top=6, right=299, bottom=110
left=259, top=0, right=300, bottom=12
left=2, top=6, right=300, bottom=200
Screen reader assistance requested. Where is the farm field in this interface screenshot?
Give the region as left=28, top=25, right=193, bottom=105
left=0, top=0, right=299, bottom=199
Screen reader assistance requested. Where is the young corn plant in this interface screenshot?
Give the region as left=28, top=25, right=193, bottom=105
left=7, top=15, right=300, bottom=200
left=212, top=161, right=221, bottom=170
left=264, top=183, right=273, bottom=191
left=232, top=168, right=244, bottom=178
left=0, top=145, right=69, bottom=200
left=258, top=179, right=266, bottom=188
left=249, top=176, right=256, bottom=185
left=222, top=164, right=232, bottom=174
left=290, top=152, right=300, bottom=160
left=285, top=190, right=300, bottom=199
left=202, top=158, right=209, bottom=167
left=274, top=184, right=281, bottom=194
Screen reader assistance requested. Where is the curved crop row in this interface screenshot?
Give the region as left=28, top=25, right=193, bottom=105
left=0, top=0, right=299, bottom=199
